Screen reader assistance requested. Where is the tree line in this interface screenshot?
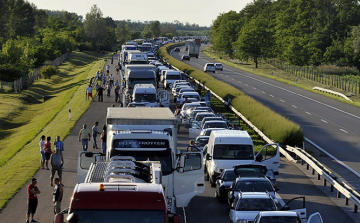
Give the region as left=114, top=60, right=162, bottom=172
left=0, top=1, right=208, bottom=82
left=210, top=0, right=360, bottom=70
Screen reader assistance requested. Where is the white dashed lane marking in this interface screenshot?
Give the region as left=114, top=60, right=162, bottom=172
left=321, top=119, right=328, bottom=123
left=340, top=129, right=348, bottom=133
left=270, top=95, right=274, bottom=97
left=292, top=105, right=297, bottom=108
left=306, top=112, right=311, bottom=115
left=280, top=100, right=285, bottom=102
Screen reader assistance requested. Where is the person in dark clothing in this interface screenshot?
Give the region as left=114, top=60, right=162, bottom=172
left=53, top=178, right=63, bottom=215
left=97, top=85, right=104, bottom=102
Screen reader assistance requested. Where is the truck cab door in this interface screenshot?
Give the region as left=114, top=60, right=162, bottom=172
left=157, top=90, right=169, bottom=107
left=77, top=151, right=104, bottom=183
left=255, top=143, right=280, bottom=174
left=307, top=212, right=323, bottom=223
left=280, top=196, right=307, bottom=223
left=174, top=152, right=205, bottom=207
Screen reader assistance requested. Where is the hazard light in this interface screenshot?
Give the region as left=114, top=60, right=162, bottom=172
left=99, top=184, right=105, bottom=191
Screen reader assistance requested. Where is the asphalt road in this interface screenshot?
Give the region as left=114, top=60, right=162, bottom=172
left=0, top=53, right=354, bottom=223
left=171, top=46, right=360, bottom=183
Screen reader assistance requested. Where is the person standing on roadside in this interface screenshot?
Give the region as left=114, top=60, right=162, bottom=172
left=78, top=124, right=91, bottom=151
left=100, top=130, right=107, bottom=153
left=97, top=85, right=104, bottom=102
left=39, top=135, right=46, bottom=169
left=53, top=178, right=63, bottom=215
left=54, top=136, right=64, bottom=154
left=50, top=148, right=64, bottom=186
left=26, top=178, right=41, bottom=223
left=92, top=122, right=101, bottom=149
left=44, top=136, right=52, bottom=170
left=109, top=74, right=114, bottom=87
left=86, top=85, right=94, bottom=101
left=114, top=86, right=120, bottom=103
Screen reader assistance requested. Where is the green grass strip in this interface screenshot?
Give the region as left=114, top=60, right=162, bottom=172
left=0, top=51, right=104, bottom=209
left=160, top=43, right=303, bottom=146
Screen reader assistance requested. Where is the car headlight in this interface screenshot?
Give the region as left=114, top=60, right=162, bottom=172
left=237, top=220, right=248, bottom=223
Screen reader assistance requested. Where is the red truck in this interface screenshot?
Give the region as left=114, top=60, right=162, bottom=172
left=55, top=182, right=181, bottom=223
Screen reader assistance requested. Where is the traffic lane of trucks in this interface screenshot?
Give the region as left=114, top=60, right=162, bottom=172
left=167, top=86, right=353, bottom=223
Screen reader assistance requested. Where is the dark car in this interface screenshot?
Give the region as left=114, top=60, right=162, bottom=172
left=181, top=54, right=190, bottom=61
left=227, top=177, right=279, bottom=207
left=174, top=47, right=180, bottom=52
left=215, top=169, right=237, bottom=201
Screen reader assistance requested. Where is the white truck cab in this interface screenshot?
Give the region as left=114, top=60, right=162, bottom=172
left=204, top=130, right=280, bottom=186
left=132, top=84, right=169, bottom=107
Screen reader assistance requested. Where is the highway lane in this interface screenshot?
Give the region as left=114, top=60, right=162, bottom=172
left=171, top=46, right=360, bottom=182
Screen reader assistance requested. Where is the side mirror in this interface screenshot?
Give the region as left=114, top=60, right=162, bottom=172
left=206, top=153, right=212, bottom=160
left=275, top=187, right=280, bottom=192
left=255, top=153, right=263, bottom=162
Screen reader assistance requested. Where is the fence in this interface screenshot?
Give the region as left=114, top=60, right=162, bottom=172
left=267, top=59, right=360, bottom=95
left=1, top=52, right=70, bottom=93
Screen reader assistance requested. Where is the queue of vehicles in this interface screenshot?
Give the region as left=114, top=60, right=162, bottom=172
left=55, top=39, right=323, bottom=223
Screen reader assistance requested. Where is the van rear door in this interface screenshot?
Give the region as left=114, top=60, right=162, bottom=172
left=256, top=143, right=280, bottom=174
left=174, top=152, right=205, bottom=207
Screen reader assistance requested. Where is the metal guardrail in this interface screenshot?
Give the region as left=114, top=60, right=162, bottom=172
left=169, top=52, right=360, bottom=213
left=313, top=87, right=353, bottom=102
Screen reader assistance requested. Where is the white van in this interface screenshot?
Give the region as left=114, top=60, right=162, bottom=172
left=204, top=130, right=280, bottom=186
left=164, top=70, right=182, bottom=89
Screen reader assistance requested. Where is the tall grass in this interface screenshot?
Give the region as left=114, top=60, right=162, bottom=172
left=160, top=43, right=303, bottom=146
left=0, top=51, right=103, bottom=209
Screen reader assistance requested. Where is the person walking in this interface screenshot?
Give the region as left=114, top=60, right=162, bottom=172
left=44, top=136, right=52, bottom=170
left=100, top=130, right=107, bottom=153
left=50, top=148, right=64, bottom=186
left=86, top=85, right=94, bottom=101
left=106, top=65, right=110, bottom=74
left=109, top=74, right=114, bottom=87
left=174, top=105, right=181, bottom=132
left=97, top=85, right=104, bottom=102
left=114, top=86, right=120, bottom=103
left=53, top=136, right=64, bottom=154
left=26, top=178, right=41, bottom=223
left=78, top=124, right=91, bottom=151
left=53, top=178, right=63, bottom=215
left=92, top=122, right=101, bottom=149
left=106, top=82, right=112, bottom=97
left=39, top=135, right=46, bottom=169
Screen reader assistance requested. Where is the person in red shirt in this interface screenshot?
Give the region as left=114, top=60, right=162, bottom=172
left=26, top=178, right=41, bottom=223
left=44, top=136, right=52, bottom=170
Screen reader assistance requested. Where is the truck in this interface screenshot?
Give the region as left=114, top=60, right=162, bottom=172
left=187, top=44, right=200, bottom=58
left=77, top=107, right=205, bottom=214
left=126, top=51, right=148, bottom=65
left=120, top=48, right=139, bottom=71
left=132, top=83, right=169, bottom=107
left=57, top=157, right=183, bottom=223
left=123, top=64, right=157, bottom=96
left=204, top=130, right=280, bottom=186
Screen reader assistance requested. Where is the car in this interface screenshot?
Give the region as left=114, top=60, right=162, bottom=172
left=204, top=63, right=215, bottom=73
left=233, top=164, right=277, bottom=188
left=181, top=54, right=190, bottom=61
left=254, top=211, right=323, bottom=223
left=229, top=192, right=277, bottom=223
left=199, top=128, right=226, bottom=137
left=215, top=169, right=237, bottom=201
left=215, top=63, right=223, bottom=71
left=174, top=47, right=180, bottom=52
left=227, top=177, right=279, bottom=207
left=178, top=92, right=201, bottom=105
left=195, top=136, right=210, bottom=151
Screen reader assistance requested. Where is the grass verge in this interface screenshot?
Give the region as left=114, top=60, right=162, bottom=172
left=160, top=43, right=303, bottom=146
left=0, top=51, right=104, bottom=209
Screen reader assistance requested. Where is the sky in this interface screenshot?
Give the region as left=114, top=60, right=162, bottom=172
left=28, top=0, right=254, bottom=27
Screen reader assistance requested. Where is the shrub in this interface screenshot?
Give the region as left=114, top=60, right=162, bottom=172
left=40, top=65, right=58, bottom=79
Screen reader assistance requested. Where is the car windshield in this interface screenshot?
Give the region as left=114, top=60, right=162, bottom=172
left=223, top=171, right=237, bottom=181
left=195, top=138, right=209, bottom=147
left=71, top=210, right=165, bottom=223
left=203, top=122, right=227, bottom=129
left=260, top=217, right=301, bottom=223
left=195, top=114, right=214, bottom=121
left=134, top=93, right=156, bottom=103
left=213, top=144, right=253, bottom=159
left=166, top=74, right=181, bottom=80
left=235, top=181, right=273, bottom=192
left=236, top=198, right=276, bottom=211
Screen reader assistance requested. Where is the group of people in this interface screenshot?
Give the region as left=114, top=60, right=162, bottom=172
left=78, top=122, right=107, bottom=154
